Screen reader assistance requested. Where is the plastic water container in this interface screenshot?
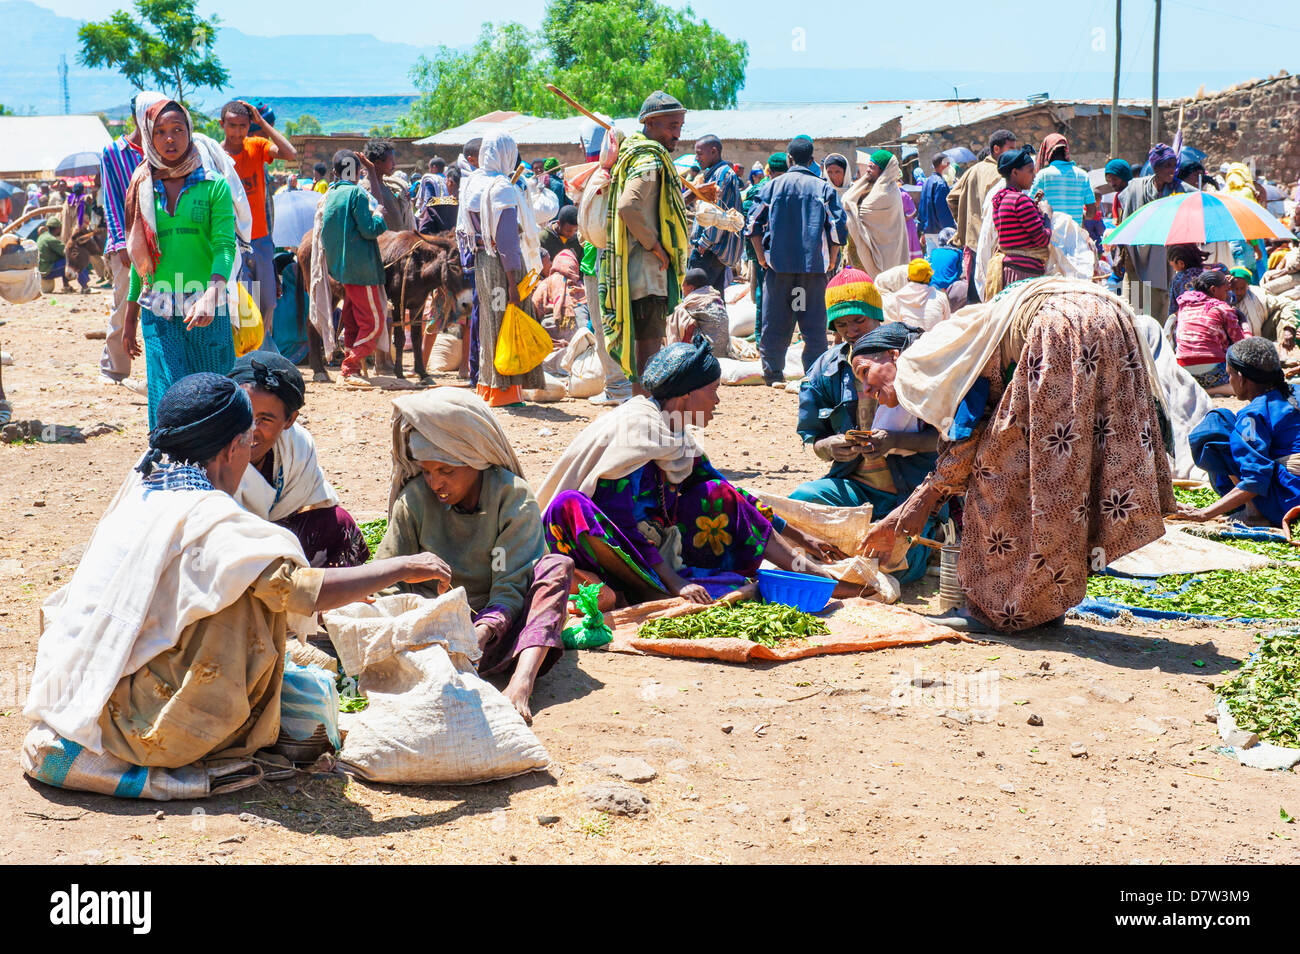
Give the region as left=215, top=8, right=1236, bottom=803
left=757, top=568, right=836, bottom=613
left=938, top=545, right=963, bottom=610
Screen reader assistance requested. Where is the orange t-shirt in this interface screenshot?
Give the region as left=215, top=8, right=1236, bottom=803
left=231, top=135, right=272, bottom=240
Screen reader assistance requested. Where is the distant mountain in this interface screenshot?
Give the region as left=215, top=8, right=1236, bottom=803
left=0, top=0, right=443, bottom=116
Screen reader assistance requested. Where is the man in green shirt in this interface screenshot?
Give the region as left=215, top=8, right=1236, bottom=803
left=36, top=218, right=87, bottom=293
left=321, top=149, right=390, bottom=387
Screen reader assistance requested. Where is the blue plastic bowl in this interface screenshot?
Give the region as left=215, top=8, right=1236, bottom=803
left=757, top=568, right=836, bottom=613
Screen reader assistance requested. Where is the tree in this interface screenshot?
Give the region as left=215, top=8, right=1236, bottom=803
left=397, top=0, right=746, bottom=136
left=367, top=124, right=397, bottom=139
left=0, top=104, right=13, bottom=116
left=77, top=0, right=228, bottom=105
left=283, top=114, right=323, bottom=136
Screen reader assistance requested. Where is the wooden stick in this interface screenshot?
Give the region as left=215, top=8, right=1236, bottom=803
left=1, top=205, right=61, bottom=236
left=541, top=83, right=711, bottom=204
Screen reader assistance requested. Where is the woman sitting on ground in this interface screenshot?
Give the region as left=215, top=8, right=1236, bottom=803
left=1165, top=243, right=1215, bottom=322
left=1184, top=337, right=1300, bottom=527
left=228, top=353, right=369, bottom=567
left=665, top=267, right=732, bottom=357
left=538, top=336, right=845, bottom=607
left=785, top=282, right=941, bottom=582
left=375, top=389, right=573, bottom=723
left=532, top=247, right=585, bottom=346
left=23, top=374, right=450, bottom=798
left=1173, top=270, right=1249, bottom=396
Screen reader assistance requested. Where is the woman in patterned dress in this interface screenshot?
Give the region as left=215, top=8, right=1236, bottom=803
left=860, top=278, right=1176, bottom=632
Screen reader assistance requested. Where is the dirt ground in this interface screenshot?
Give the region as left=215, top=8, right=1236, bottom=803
left=1, top=285, right=1296, bottom=865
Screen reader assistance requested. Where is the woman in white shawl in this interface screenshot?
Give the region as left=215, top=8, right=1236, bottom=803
left=842, top=150, right=911, bottom=277
left=456, top=128, right=545, bottom=406
left=228, top=352, right=370, bottom=567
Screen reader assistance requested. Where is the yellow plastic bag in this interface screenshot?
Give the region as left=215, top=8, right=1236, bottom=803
left=494, top=301, right=552, bottom=377
left=231, top=283, right=265, bottom=356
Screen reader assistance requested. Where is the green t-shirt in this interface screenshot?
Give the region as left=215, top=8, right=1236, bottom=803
left=128, top=175, right=237, bottom=304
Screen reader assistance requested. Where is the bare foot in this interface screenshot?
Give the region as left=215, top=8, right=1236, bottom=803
left=501, top=678, right=534, bottom=725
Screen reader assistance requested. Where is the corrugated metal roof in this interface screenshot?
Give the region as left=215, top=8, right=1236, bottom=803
left=0, top=115, right=113, bottom=176
left=416, top=98, right=1159, bottom=148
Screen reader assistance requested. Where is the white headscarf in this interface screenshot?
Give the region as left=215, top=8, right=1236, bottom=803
left=456, top=128, right=541, bottom=273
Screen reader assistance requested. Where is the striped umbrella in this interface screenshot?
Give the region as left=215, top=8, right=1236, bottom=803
left=1103, top=190, right=1293, bottom=246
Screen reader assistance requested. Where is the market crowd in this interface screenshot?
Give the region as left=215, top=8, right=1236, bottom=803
left=11, top=85, right=1300, bottom=801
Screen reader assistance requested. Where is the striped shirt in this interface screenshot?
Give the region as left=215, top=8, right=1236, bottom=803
left=991, top=189, right=1051, bottom=273
left=100, top=134, right=143, bottom=254
left=1029, top=160, right=1094, bottom=226
left=690, top=160, right=743, bottom=268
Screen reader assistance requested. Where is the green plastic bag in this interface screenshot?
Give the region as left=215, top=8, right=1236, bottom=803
left=561, top=583, right=612, bottom=650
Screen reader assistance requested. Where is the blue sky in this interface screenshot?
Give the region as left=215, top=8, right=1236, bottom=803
left=34, top=0, right=1300, bottom=98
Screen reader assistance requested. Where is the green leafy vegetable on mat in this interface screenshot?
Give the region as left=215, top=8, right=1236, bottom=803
left=1219, top=629, right=1300, bottom=747
left=1173, top=486, right=1221, bottom=509
left=1086, top=567, right=1300, bottom=620
left=359, top=518, right=387, bottom=559
left=637, top=601, right=830, bottom=648
left=1209, top=537, right=1300, bottom=562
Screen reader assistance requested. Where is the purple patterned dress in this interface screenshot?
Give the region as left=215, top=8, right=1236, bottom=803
left=542, top=456, right=784, bottom=601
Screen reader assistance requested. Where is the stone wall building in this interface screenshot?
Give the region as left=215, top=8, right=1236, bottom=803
left=1161, top=73, right=1300, bottom=185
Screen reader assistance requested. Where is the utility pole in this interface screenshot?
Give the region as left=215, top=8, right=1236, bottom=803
left=59, top=54, right=70, bottom=115
left=1151, top=0, right=1161, bottom=144
left=1111, top=0, right=1122, bottom=156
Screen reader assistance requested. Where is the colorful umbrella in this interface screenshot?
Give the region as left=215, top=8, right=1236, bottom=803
left=1102, top=190, right=1293, bottom=246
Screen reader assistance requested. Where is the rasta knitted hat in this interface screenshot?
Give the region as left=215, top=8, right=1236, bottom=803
left=825, top=268, right=884, bottom=327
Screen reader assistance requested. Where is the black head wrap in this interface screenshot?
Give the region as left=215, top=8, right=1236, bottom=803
left=136, top=373, right=253, bottom=476
left=228, top=353, right=306, bottom=415
left=1227, top=338, right=1297, bottom=407
left=850, top=322, right=925, bottom=359
left=997, top=144, right=1035, bottom=177
left=641, top=335, right=722, bottom=402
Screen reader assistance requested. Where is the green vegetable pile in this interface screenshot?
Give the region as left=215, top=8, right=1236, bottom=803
left=336, top=671, right=369, bottom=713
left=637, top=601, right=830, bottom=648
left=1219, top=628, right=1300, bottom=746
left=1213, top=537, right=1300, bottom=562
left=359, top=518, right=387, bottom=560
left=1086, top=567, right=1300, bottom=620
left=1173, top=486, right=1221, bottom=509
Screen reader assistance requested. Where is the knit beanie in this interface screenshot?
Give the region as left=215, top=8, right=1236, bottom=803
left=908, top=259, right=933, bottom=284
left=870, top=149, right=894, bottom=170
left=825, top=268, right=884, bottom=327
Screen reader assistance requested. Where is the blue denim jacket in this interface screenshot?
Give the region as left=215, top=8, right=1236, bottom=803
left=747, top=166, right=846, bottom=274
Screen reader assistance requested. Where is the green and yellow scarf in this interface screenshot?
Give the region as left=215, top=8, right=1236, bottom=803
left=598, top=132, right=690, bottom=381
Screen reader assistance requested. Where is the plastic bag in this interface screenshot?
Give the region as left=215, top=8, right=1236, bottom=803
left=231, top=282, right=265, bottom=356
left=527, top=176, right=559, bottom=228
left=280, top=653, right=341, bottom=750
left=561, top=583, right=613, bottom=649
left=495, top=302, right=553, bottom=377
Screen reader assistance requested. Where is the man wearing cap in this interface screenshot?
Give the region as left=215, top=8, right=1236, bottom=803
left=602, top=90, right=692, bottom=386
left=747, top=137, right=846, bottom=386
left=792, top=307, right=941, bottom=583
left=21, top=372, right=450, bottom=798
left=1230, top=266, right=1299, bottom=341
left=689, top=134, right=743, bottom=294
left=946, top=129, right=1018, bottom=301
left=1117, top=142, right=1193, bottom=320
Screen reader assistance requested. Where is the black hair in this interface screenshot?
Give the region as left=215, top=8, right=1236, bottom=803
left=331, top=149, right=358, bottom=177
left=682, top=267, right=710, bottom=288
left=363, top=139, right=395, bottom=163
left=988, top=129, right=1016, bottom=150
left=932, top=153, right=948, bottom=170
left=445, top=165, right=461, bottom=187
left=429, top=156, right=446, bottom=170
left=464, top=138, right=482, bottom=159
left=557, top=205, right=579, bottom=227
left=313, top=161, right=327, bottom=177
left=1192, top=270, right=1228, bottom=293
left=220, top=100, right=252, bottom=122
left=1166, top=243, right=1206, bottom=268
left=787, top=138, right=815, bottom=165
